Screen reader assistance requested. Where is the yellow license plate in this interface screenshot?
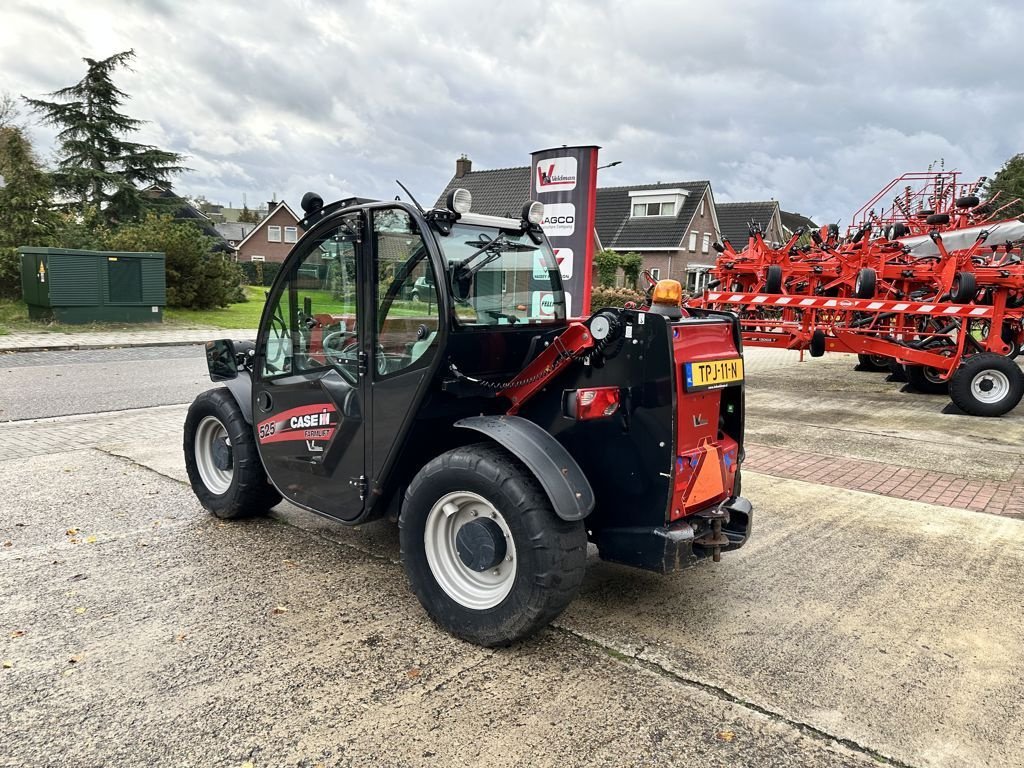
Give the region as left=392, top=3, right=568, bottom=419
left=684, top=358, right=744, bottom=391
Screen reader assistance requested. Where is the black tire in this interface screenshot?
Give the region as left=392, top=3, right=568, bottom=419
left=950, top=271, right=977, bottom=304
left=399, top=444, right=587, bottom=647
left=926, top=213, right=950, bottom=226
left=857, top=353, right=890, bottom=372
left=809, top=329, right=826, bottom=357
left=891, top=223, right=910, bottom=238
left=1002, top=324, right=1022, bottom=359
left=956, top=195, right=980, bottom=209
left=764, top=264, right=784, bottom=294
left=904, top=365, right=950, bottom=394
left=949, top=353, right=1024, bottom=417
left=183, top=388, right=281, bottom=519
left=853, top=267, right=876, bottom=299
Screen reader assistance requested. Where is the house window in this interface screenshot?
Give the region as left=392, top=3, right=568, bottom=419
left=649, top=268, right=661, bottom=280
left=631, top=202, right=674, bottom=217
left=284, top=226, right=298, bottom=244
left=702, top=234, right=711, bottom=253
left=268, top=226, right=282, bottom=242
left=689, top=231, right=698, bottom=251
left=250, top=255, right=266, bottom=262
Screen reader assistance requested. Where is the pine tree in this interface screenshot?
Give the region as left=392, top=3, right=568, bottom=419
left=0, top=125, right=57, bottom=247
left=23, top=50, right=185, bottom=227
left=984, top=154, right=1024, bottom=218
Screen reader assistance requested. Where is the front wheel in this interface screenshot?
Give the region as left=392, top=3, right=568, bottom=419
left=399, top=444, right=587, bottom=647
left=949, top=354, right=1024, bottom=417
left=183, top=388, right=281, bottom=519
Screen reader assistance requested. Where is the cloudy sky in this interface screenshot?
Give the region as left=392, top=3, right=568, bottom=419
left=2, top=0, right=1022, bottom=225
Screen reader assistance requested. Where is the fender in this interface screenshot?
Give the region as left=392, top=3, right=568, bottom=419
left=454, top=415, right=595, bottom=521
left=222, top=373, right=253, bottom=424
left=204, top=338, right=254, bottom=424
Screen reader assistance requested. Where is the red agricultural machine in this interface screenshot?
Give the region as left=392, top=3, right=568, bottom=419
left=686, top=170, right=1024, bottom=416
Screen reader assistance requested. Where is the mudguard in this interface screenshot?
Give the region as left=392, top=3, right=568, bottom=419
left=223, top=374, right=253, bottom=424
left=205, top=339, right=255, bottom=424
left=454, top=415, right=595, bottom=521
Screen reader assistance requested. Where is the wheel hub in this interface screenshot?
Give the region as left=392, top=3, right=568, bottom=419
left=978, top=377, right=994, bottom=393
left=212, top=437, right=232, bottom=470
left=455, top=518, right=507, bottom=572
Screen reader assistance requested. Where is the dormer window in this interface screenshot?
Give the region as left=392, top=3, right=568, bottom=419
left=628, top=188, right=688, bottom=218
left=632, top=202, right=675, bottom=217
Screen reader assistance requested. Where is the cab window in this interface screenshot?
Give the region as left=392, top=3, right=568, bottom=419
left=372, top=208, right=440, bottom=377
left=260, top=216, right=361, bottom=381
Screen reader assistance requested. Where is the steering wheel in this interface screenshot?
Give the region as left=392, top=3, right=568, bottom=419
left=322, top=330, right=358, bottom=366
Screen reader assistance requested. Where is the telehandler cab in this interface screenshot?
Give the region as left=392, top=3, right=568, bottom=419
left=184, top=188, right=752, bottom=646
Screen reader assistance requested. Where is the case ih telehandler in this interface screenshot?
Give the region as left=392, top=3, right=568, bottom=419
left=184, top=188, right=752, bottom=646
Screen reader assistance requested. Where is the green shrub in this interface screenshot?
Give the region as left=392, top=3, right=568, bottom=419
left=0, top=247, right=19, bottom=300
left=104, top=214, right=243, bottom=309
left=590, top=286, right=646, bottom=309
left=239, top=260, right=282, bottom=287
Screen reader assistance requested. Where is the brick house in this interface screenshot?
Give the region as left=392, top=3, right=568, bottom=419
left=716, top=201, right=786, bottom=249
left=435, top=158, right=722, bottom=294
left=235, top=201, right=301, bottom=263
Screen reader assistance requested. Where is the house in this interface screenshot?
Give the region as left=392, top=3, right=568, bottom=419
left=716, top=201, right=786, bottom=249
left=234, top=200, right=302, bottom=263
left=435, top=157, right=722, bottom=293
left=214, top=222, right=257, bottom=256
left=780, top=209, right=819, bottom=240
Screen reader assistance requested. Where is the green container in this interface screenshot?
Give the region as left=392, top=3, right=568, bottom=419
left=18, top=247, right=166, bottom=324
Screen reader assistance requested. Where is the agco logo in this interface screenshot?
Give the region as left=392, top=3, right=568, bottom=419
left=540, top=203, right=575, bottom=237
left=535, top=157, right=577, bottom=193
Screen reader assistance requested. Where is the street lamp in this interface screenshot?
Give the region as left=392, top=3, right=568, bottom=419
left=597, top=161, right=622, bottom=170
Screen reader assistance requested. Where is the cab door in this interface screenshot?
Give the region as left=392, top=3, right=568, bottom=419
left=252, top=212, right=369, bottom=522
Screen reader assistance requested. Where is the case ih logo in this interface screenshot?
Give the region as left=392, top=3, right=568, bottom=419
left=535, top=157, right=577, bottom=193
left=540, top=203, right=575, bottom=237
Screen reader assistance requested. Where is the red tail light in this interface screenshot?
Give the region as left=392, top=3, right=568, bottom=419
left=566, top=387, right=620, bottom=420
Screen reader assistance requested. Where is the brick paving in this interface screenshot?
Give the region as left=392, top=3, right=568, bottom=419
left=0, top=404, right=186, bottom=461
left=745, top=442, right=1024, bottom=518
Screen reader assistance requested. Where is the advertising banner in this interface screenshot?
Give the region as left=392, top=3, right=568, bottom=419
left=529, top=145, right=600, bottom=317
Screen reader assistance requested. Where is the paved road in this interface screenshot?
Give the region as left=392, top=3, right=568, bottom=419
left=0, top=345, right=212, bottom=421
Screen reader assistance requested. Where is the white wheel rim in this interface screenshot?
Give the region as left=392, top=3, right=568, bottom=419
left=923, top=367, right=947, bottom=385
left=971, top=369, right=1011, bottom=404
left=424, top=491, right=517, bottom=610
left=195, top=416, right=233, bottom=495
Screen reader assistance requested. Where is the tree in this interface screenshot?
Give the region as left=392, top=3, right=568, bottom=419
left=24, top=50, right=185, bottom=227
left=0, top=125, right=58, bottom=298
left=619, top=251, right=642, bottom=288
left=983, top=154, right=1024, bottom=218
left=104, top=215, right=243, bottom=309
left=594, top=249, right=622, bottom=288
left=238, top=204, right=260, bottom=223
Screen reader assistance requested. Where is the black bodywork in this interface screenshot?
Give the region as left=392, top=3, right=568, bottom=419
left=207, top=197, right=751, bottom=573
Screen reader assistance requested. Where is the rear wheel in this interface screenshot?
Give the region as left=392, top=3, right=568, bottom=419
left=853, top=267, right=876, bottom=299
left=950, top=271, right=977, bottom=304
left=905, top=364, right=949, bottom=394
left=399, top=444, right=587, bottom=647
left=183, top=388, right=281, bottom=519
left=857, top=353, right=890, bottom=372
left=764, top=265, right=784, bottom=294
left=949, top=354, right=1024, bottom=416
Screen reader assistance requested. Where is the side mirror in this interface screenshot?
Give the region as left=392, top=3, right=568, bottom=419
left=205, top=339, right=238, bottom=381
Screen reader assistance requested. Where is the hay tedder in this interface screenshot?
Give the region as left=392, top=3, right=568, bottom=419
left=687, top=170, right=1024, bottom=416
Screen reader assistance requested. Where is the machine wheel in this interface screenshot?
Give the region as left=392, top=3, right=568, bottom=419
left=399, top=444, right=587, bottom=647
left=853, top=267, right=877, bottom=299
left=183, top=388, right=281, bottom=519
left=764, top=265, right=784, bottom=294
left=950, top=271, right=977, bottom=304
left=1002, top=324, right=1022, bottom=359
left=926, top=213, right=950, bottom=226
left=809, top=329, right=827, bottom=357
left=904, top=365, right=949, bottom=394
left=956, top=195, right=980, bottom=208
left=949, top=354, right=1024, bottom=417
left=891, top=223, right=910, bottom=238
left=857, top=353, right=890, bottom=372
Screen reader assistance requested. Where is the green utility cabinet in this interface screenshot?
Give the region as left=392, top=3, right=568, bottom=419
left=19, top=247, right=166, bottom=324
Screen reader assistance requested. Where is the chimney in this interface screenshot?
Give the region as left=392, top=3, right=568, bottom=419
left=455, top=154, right=472, bottom=178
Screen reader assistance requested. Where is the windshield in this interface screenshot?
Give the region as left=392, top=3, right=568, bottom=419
left=439, top=223, right=566, bottom=326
